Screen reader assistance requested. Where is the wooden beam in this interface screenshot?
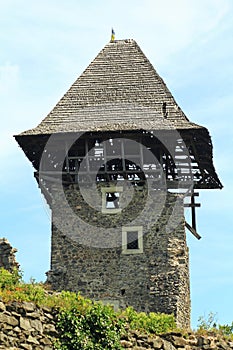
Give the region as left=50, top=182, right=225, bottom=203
left=186, top=192, right=199, bottom=197
left=184, top=203, right=201, bottom=208
left=191, top=191, right=197, bottom=231
left=185, top=221, right=201, bottom=240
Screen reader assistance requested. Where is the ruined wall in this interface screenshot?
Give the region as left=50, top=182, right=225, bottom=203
left=46, top=182, right=190, bottom=328
left=1, top=299, right=233, bottom=350
left=0, top=238, right=19, bottom=271
left=0, top=300, right=56, bottom=349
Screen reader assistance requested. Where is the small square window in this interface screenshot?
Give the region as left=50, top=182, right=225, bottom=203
left=101, top=187, right=123, bottom=214
left=106, top=192, right=120, bottom=209
left=127, top=231, right=139, bottom=249
left=122, top=226, right=143, bottom=254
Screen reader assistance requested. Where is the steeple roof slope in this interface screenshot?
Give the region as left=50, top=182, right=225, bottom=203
left=14, top=38, right=223, bottom=190
left=19, top=39, right=203, bottom=135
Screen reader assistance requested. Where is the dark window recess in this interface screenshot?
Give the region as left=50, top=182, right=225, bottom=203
left=127, top=231, right=139, bottom=249
left=162, top=102, right=168, bottom=118
left=106, top=192, right=119, bottom=209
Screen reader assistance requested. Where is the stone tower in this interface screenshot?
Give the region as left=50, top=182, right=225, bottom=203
left=15, top=39, right=222, bottom=328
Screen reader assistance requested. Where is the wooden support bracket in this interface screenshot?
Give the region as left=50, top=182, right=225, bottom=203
left=185, top=221, right=202, bottom=240
left=184, top=190, right=201, bottom=239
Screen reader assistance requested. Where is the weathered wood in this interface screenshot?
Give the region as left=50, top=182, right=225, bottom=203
left=191, top=191, right=196, bottom=231
left=14, top=40, right=222, bottom=190
left=185, top=221, right=201, bottom=240
left=185, top=192, right=199, bottom=197
left=184, top=203, right=201, bottom=207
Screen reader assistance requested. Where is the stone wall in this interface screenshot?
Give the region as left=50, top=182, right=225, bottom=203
left=121, top=330, right=233, bottom=349
left=46, top=181, right=190, bottom=328
left=0, top=299, right=233, bottom=350
left=0, top=300, right=56, bottom=349
left=0, top=238, right=19, bottom=271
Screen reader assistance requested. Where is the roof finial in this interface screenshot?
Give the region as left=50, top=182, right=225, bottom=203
left=111, top=28, right=115, bottom=42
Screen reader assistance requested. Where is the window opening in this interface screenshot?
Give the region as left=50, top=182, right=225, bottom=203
left=101, top=187, right=123, bottom=214
left=106, top=192, right=119, bottom=209
left=127, top=231, right=139, bottom=249
left=122, top=226, right=143, bottom=254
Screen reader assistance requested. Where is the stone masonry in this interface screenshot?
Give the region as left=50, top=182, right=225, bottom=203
left=15, top=38, right=222, bottom=331
left=46, top=182, right=190, bottom=328
left=0, top=300, right=56, bottom=349
left=0, top=299, right=233, bottom=349
left=0, top=238, right=19, bottom=272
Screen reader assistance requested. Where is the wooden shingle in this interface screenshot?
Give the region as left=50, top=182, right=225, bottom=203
left=19, top=39, right=202, bottom=135
left=15, top=39, right=222, bottom=190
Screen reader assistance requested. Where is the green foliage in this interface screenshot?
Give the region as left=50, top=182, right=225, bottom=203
left=0, top=268, right=178, bottom=349
left=197, top=312, right=218, bottom=331
left=197, top=312, right=233, bottom=338
left=0, top=267, right=22, bottom=290
left=3, top=268, right=230, bottom=347
left=2, top=268, right=233, bottom=347
left=12, top=283, right=47, bottom=304
left=0, top=278, right=89, bottom=310
left=219, top=322, right=233, bottom=336
left=55, top=303, right=124, bottom=350
left=54, top=304, right=176, bottom=349
left=0, top=268, right=47, bottom=305
left=121, top=306, right=176, bottom=334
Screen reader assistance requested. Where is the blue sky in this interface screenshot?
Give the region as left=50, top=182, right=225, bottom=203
left=0, top=0, right=233, bottom=328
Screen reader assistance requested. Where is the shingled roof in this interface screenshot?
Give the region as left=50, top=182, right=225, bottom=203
left=14, top=38, right=223, bottom=190
left=18, top=39, right=203, bottom=135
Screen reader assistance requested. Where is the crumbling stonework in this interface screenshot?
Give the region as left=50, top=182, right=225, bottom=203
left=46, top=182, right=190, bottom=328
left=0, top=300, right=56, bottom=349
left=121, top=330, right=233, bottom=349
left=0, top=299, right=233, bottom=350
left=0, top=238, right=19, bottom=271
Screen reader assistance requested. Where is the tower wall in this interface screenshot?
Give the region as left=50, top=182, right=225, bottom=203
left=46, top=182, right=190, bottom=328
left=15, top=38, right=222, bottom=332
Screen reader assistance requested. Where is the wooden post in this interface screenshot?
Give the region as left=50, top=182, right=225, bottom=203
left=191, top=191, right=196, bottom=231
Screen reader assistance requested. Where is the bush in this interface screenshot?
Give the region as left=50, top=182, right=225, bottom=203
left=54, top=304, right=176, bottom=349
left=197, top=312, right=233, bottom=338
left=219, top=322, right=233, bottom=336
left=0, top=267, right=22, bottom=290
left=121, top=306, right=176, bottom=334
left=55, top=303, right=124, bottom=350
left=0, top=268, right=179, bottom=348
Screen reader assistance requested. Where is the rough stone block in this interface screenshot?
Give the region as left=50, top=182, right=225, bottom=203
left=0, top=313, right=18, bottom=326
